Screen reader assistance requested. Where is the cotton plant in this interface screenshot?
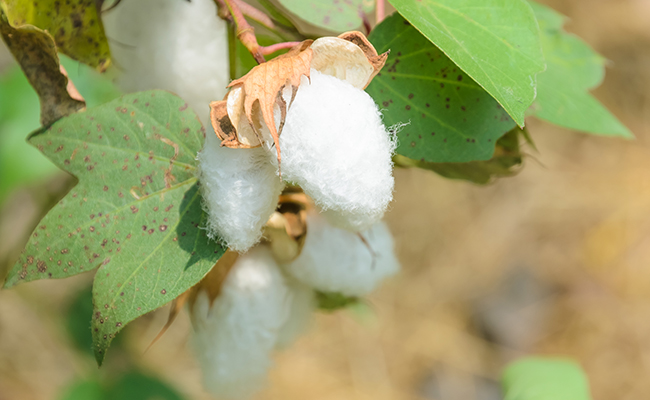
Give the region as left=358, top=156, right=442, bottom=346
left=104, top=1, right=400, bottom=397
left=193, top=29, right=401, bottom=398
left=3, top=0, right=625, bottom=399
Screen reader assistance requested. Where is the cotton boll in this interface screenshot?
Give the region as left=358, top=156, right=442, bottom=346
left=102, top=0, right=229, bottom=124
left=283, top=212, right=400, bottom=296
left=278, top=69, right=396, bottom=232
left=198, top=133, right=283, bottom=252
left=275, top=279, right=315, bottom=349
left=191, top=246, right=291, bottom=399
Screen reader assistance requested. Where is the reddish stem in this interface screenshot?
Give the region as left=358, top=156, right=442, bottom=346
left=376, top=0, right=385, bottom=24
left=238, top=1, right=276, bottom=30
left=259, top=41, right=301, bottom=55
left=223, top=0, right=265, bottom=63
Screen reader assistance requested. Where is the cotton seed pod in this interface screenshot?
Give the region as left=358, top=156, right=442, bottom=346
left=282, top=212, right=400, bottom=297
left=190, top=246, right=291, bottom=399
left=210, top=31, right=388, bottom=165
left=277, top=69, right=396, bottom=231
left=198, top=133, right=284, bottom=252
left=102, top=0, right=230, bottom=124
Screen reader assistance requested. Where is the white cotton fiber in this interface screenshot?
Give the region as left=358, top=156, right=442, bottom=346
left=190, top=246, right=291, bottom=399
left=275, top=279, right=315, bottom=349
left=277, top=69, right=397, bottom=232
left=198, top=133, right=283, bottom=252
left=102, top=0, right=229, bottom=124
left=282, top=212, right=400, bottom=296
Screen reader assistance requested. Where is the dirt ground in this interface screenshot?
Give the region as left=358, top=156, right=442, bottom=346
left=1, top=0, right=650, bottom=399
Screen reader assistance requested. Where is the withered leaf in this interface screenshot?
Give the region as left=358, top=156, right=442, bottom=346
left=0, top=9, right=85, bottom=126
left=2, top=0, right=111, bottom=71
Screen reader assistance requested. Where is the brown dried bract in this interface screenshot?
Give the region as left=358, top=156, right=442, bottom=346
left=211, top=40, right=314, bottom=165
left=263, top=191, right=310, bottom=264
left=337, top=31, right=389, bottom=88
left=209, top=31, right=388, bottom=171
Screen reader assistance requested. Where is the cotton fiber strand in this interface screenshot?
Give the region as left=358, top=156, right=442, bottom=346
left=283, top=212, right=400, bottom=296
left=102, top=0, right=229, bottom=124
left=198, top=134, right=283, bottom=252
left=190, top=246, right=290, bottom=399
left=277, top=69, right=396, bottom=232
left=275, top=279, right=315, bottom=348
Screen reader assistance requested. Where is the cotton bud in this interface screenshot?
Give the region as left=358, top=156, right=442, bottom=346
left=278, top=69, right=396, bottom=231
left=198, top=133, right=284, bottom=252
left=283, top=212, right=400, bottom=296
left=102, top=0, right=230, bottom=123
left=190, top=246, right=290, bottom=399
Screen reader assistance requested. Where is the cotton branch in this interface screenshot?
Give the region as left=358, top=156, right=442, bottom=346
left=221, top=0, right=265, bottom=63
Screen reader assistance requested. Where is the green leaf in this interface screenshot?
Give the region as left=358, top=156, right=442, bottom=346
left=277, top=0, right=374, bottom=33
left=59, top=380, right=104, bottom=400
left=0, top=66, right=59, bottom=202
left=529, top=1, right=632, bottom=137
left=316, top=291, right=359, bottom=311
left=387, top=0, right=545, bottom=126
left=3, top=91, right=225, bottom=365
left=502, top=357, right=592, bottom=400
left=105, top=371, right=184, bottom=400
left=366, top=13, right=516, bottom=163
left=394, top=126, right=525, bottom=184
left=1, top=0, right=110, bottom=71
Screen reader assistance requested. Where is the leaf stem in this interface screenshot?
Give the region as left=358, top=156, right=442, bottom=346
left=221, top=0, right=265, bottom=63
left=376, top=0, right=385, bottom=24
left=259, top=41, right=301, bottom=56
left=237, top=1, right=276, bottom=31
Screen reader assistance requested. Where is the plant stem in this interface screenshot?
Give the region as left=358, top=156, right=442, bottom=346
left=376, top=0, right=385, bottom=24
left=237, top=1, right=276, bottom=31
left=259, top=41, right=300, bottom=56
left=222, top=0, right=265, bottom=63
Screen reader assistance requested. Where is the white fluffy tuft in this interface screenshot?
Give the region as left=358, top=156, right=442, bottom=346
left=282, top=212, right=400, bottom=296
left=275, top=279, right=315, bottom=349
left=102, top=0, right=229, bottom=124
left=190, top=246, right=290, bottom=399
left=198, top=134, right=283, bottom=252
left=277, top=69, right=396, bottom=232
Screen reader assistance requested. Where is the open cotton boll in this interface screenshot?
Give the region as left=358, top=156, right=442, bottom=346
left=282, top=212, right=400, bottom=296
left=190, top=246, right=291, bottom=399
left=102, top=0, right=229, bottom=124
left=277, top=69, right=396, bottom=232
left=275, top=279, right=316, bottom=349
left=198, top=133, right=283, bottom=252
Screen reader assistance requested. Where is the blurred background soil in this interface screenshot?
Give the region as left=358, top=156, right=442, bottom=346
left=1, top=0, right=650, bottom=399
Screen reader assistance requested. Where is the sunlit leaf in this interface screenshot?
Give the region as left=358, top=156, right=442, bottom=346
left=277, top=0, right=374, bottom=32
left=366, top=13, right=516, bottom=163
left=502, top=357, right=592, bottom=400
left=387, top=0, right=545, bottom=126
left=3, top=91, right=225, bottom=365
left=529, top=1, right=632, bottom=137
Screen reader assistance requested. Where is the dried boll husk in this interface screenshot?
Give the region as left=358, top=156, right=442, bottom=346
left=190, top=246, right=290, bottom=399
left=210, top=31, right=388, bottom=168
left=282, top=212, right=400, bottom=297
